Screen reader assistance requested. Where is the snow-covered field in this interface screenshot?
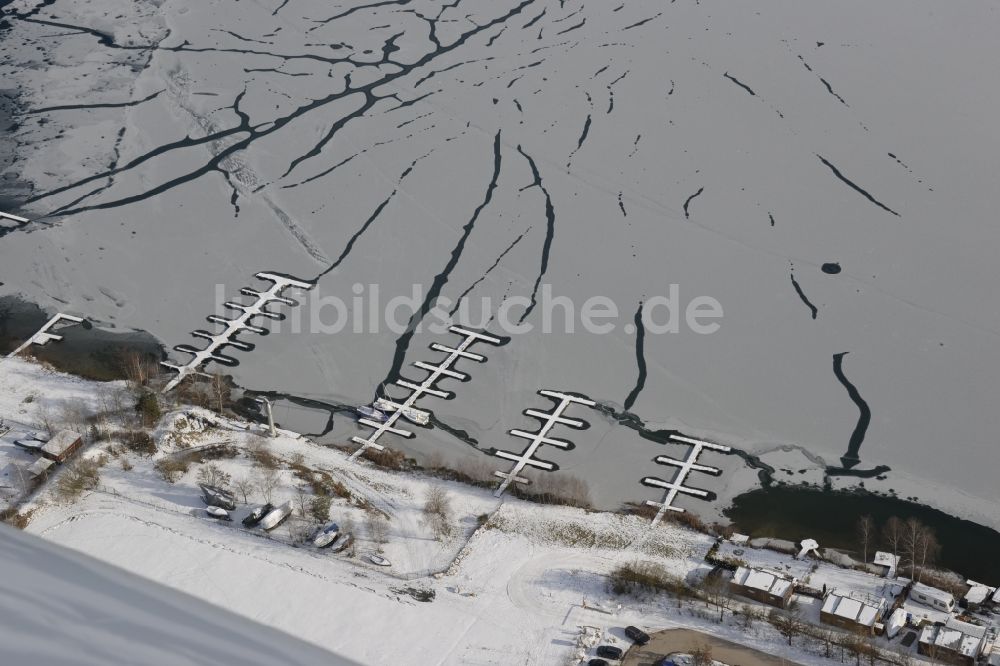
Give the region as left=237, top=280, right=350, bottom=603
left=0, top=357, right=957, bottom=665
left=2, top=0, right=1000, bottom=527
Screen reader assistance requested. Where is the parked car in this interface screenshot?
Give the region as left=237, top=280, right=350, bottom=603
left=625, top=626, right=650, bottom=645
left=587, top=660, right=609, bottom=666
left=205, top=506, right=231, bottom=521
left=242, top=503, right=273, bottom=527
left=596, top=645, right=623, bottom=660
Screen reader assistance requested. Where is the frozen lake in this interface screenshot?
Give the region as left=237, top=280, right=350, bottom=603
left=1, top=0, right=999, bottom=523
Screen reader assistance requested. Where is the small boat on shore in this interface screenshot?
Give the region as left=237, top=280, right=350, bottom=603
left=259, top=501, right=293, bottom=531
left=205, top=506, right=231, bottom=521
left=313, top=522, right=340, bottom=548
left=368, top=553, right=391, bottom=567
left=330, top=533, right=353, bottom=553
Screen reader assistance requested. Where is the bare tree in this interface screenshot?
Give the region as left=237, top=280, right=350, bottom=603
left=196, top=463, right=231, bottom=489
left=738, top=604, right=763, bottom=631
left=232, top=475, right=256, bottom=503
left=422, top=485, right=454, bottom=540
left=914, top=528, right=940, bottom=582
left=340, top=516, right=357, bottom=556
left=769, top=609, right=805, bottom=646
left=119, top=350, right=156, bottom=389
left=294, top=485, right=312, bottom=520
left=210, top=372, right=229, bottom=414
left=700, top=576, right=733, bottom=622
left=256, top=467, right=281, bottom=504
left=882, top=516, right=903, bottom=573
left=690, top=644, right=713, bottom=666
left=35, top=403, right=55, bottom=437
left=366, top=511, right=389, bottom=548
left=857, top=514, right=875, bottom=564
left=902, top=517, right=922, bottom=578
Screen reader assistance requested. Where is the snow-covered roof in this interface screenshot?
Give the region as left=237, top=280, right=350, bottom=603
left=40, top=430, right=82, bottom=458
left=26, top=457, right=54, bottom=477
left=921, top=617, right=987, bottom=658
left=965, top=584, right=993, bottom=605
left=821, top=590, right=886, bottom=627
left=732, top=566, right=794, bottom=597
left=0, top=523, right=357, bottom=666
left=873, top=551, right=898, bottom=567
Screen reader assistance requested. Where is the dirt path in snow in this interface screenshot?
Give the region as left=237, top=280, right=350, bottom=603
left=623, top=627, right=804, bottom=666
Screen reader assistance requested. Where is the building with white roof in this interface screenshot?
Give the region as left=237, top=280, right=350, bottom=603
left=729, top=566, right=796, bottom=609
left=40, top=430, right=83, bottom=463
left=820, top=589, right=887, bottom=635
left=872, top=551, right=899, bottom=578
left=26, top=457, right=54, bottom=479
left=918, top=617, right=988, bottom=666
left=962, top=581, right=994, bottom=611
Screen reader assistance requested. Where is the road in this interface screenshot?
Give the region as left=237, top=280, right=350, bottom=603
left=623, top=628, right=804, bottom=666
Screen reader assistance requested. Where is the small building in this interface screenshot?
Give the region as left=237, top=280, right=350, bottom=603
left=40, top=430, right=83, bottom=463
left=26, top=457, right=55, bottom=479
left=820, top=590, right=887, bottom=635
left=729, top=566, right=795, bottom=609
left=873, top=551, right=899, bottom=578
left=910, top=582, right=955, bottom=613
left=918, top=617, right=987, bottom=666
left=962, top=581, right=993, bottom=611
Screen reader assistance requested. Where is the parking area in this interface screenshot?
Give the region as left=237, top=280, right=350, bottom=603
left=622, top=628, right=804, bottom=666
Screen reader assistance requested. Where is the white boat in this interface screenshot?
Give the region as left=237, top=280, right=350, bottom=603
left=312, top=522, right=340, bottom=548
left=356, top=405, right=388, bottom=422
left=374, top=398, right=430, bottom=426
left=205, top=506, right=231, bottom=521
left=368, top=553, right=391, bottom=567
left=259, top=501, right=292, bottom=531
left=330, top=533, right=353, bottom=553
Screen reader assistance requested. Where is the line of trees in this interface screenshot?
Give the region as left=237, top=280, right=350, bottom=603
left=857, top=514, right=940, bottom=582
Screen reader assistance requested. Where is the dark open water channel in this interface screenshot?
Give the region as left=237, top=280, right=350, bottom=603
left=726, top=486, right=1000, bottom=585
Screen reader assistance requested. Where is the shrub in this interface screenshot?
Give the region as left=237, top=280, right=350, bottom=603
left=155, top=456, right=190, bottom=483
left=422, top=486, right=454, bottom=540
left=135, top=391, right=161, bottom=427
left=248, top=441, right=279, bottom=469
left=310, top=495, right=332, bottom=523
left=361, top=447, right=409, bottom=471
left=1, top=508, right=35, bottom=529
left=608, top=561, right=686, bottom=598
left=119, top=430, right=157, bottom=455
